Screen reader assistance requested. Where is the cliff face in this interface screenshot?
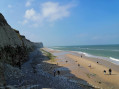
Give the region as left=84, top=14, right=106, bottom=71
left=0, top=13, right=43, bottom=86
left=0, top=13, right=9, bottom=26
left=0, top=13, right=39, bottom=66
left=0, top=13, right=34, bottom=48
left=34, top=42, right=43, bottom=48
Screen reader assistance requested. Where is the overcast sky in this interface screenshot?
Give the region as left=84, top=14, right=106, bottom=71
left=0, top=0, right=119, bottom=46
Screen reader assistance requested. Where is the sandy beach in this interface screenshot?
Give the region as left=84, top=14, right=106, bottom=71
left=42, top=48, right=119, bottom=89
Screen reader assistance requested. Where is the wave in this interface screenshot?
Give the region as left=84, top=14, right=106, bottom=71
left=51, top=47, right=61, bottom=48
left=48, top=48, right=62, bottom=51
left=49, top=47, right=119, bottom=65
left=48, top=48, right=54, bottom=50
left=109, top=57, right=119, bottom=62
left=77, top=51, right=107, bottom=59
left=79, top=48, right=119, bottom=52
left=76, top=51, right=119, bottom=65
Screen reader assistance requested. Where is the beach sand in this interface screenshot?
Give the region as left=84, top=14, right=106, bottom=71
left=42, top=48, right=119, bottom=89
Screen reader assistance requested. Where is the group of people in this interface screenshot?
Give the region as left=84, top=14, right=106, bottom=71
left=53, top=70, right=60, bottom=77
left=104, top=68, right=112, bottom=75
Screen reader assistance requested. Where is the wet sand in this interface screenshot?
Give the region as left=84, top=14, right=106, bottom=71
left=43, top=48, right=119, bottom=89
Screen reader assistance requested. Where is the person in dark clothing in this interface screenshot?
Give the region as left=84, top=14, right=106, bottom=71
left=53, top=70, right=56, bottom=77
left=78, top=64, right=80, bottom=67
left=109, top=68, right=112, bottom=75
left=57, top=70, right=60, bottom=75
left=81, top=55, right=82, bottom=58
left=103, top=70, right=106, bottom=75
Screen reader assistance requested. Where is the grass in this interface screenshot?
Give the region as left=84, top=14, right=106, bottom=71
left=40, top=49, right=56, bottom=62
left=86, top=73, right=96, bottom=78
left=86, top=73, right=90, bottom=78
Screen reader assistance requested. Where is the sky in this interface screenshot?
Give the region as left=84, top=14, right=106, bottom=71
left=0, top=0, right=119, bottom=47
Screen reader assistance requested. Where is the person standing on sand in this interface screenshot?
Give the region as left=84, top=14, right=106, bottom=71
left=78, top=64, right=80, bottom=67
left=109, top=68, right=112, bottom=75
left=103, top=70, right=106, bottom=75
left=81, top=55, right=82, bottom=58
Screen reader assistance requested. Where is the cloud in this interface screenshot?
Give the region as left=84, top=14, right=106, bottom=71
left=8, top=5, right=12, bottom=8
left=41, top=2, right=71, bottom=22
left=22, top=2, right=74, bottom=27
left=26, top=1, right=31, bottom=7
left=22, top=20, right=28, bottom=25
left=24, top=8, right=36, bottom=19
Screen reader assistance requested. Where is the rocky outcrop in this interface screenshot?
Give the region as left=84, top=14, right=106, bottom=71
left=0, top=13, right=38, bottom=66
left=34, top=42, right=43, bottom=48
left=0, top=13, right=9, bottom=26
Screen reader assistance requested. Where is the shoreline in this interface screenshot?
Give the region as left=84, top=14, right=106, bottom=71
left=48, top=48, right=119, bottom=72
left=49, top=48, right=119, bottom=65
left=43, top=47, right=119, bottom=89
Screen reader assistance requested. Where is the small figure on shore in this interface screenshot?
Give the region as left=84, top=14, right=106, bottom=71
left=53, top=69, right=56, bottom=77
left=109, top=68, right=112, bottom=75
left=78, top=64, right=80, bottom=67
left=97, top=62, right=98, bottom=64
left=81, top=55, right=82, bottom=58
left=66, top=60, right=68, bottom=63
left=88, top=64, right=91, bottom=68
left=103, top=70, right=106, bottom=75
left=57, top=70, right=60, bottom=75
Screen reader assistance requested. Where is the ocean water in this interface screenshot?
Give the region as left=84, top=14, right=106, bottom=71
left=50, top=44, right=119, bottom=65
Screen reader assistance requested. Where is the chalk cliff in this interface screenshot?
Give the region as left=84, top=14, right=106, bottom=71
left=0, top=13, right=43, bottom=87
left=0, top=13, right=42, bottom=66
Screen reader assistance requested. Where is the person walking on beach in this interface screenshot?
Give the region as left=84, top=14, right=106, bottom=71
left=78, top=64, right=80, bottom=67
left=103, top=70, right=106, bottom=75
left=53, top=69, right=56, bottom=77
left=57, top=70, right=60, bottom=75
left=109, top=68, right=112, bottom=75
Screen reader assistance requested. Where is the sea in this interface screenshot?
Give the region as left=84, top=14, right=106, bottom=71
left=49, top=44, right=119, bottom=65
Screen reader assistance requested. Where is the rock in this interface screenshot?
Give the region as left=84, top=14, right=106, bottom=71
left=34, top=42, right=43, bottom=48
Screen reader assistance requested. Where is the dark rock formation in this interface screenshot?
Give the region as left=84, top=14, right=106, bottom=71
left=0, top=13, right=9, bottom=26
left=34, top=42, right=43, bottom=48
